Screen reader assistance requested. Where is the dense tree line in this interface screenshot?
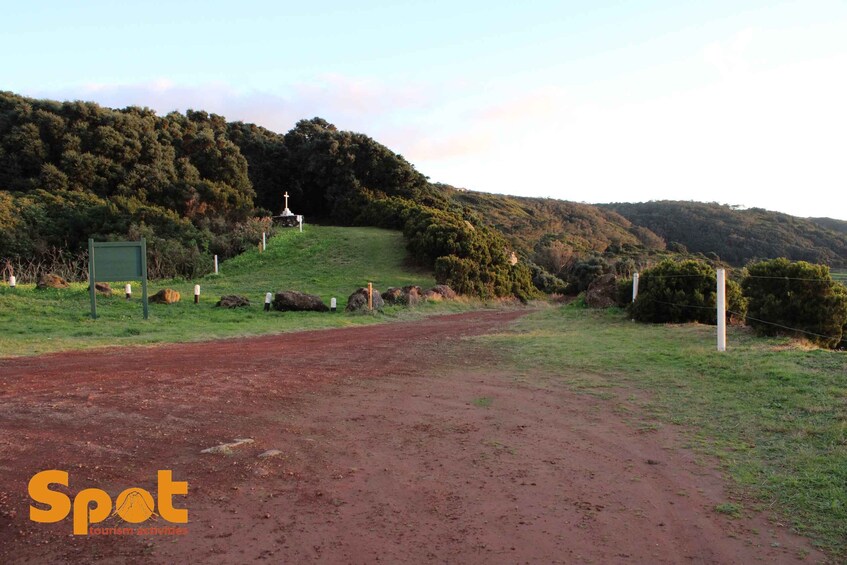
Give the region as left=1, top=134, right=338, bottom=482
left=2, top=91, right=844, bottom=296
left=0, top=92, right=532, bottom=296
left=604, top=201, right=847, bottom=267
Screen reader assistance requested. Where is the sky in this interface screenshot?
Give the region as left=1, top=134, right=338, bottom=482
left=3, top=0, right=846, bottom=219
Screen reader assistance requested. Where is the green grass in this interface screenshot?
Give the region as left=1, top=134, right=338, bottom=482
left=476, top=305, right=847, bottom=558
left=0, top=225, right=477, bottom=357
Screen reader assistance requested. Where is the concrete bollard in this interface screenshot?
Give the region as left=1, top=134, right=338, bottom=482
left=9, top=275, right=16, bottom=288
left=214, top=255, right=219, bottom=274
left=264, top=292, right=272, bottom=312
left=194, top=284, right=200, bottom=304
left=330, top=297, right=337, bottom=312
left=125, top=283, right=131, bottom=300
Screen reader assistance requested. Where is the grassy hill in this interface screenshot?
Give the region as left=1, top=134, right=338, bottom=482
left=0, top=225, right=453, bottom=357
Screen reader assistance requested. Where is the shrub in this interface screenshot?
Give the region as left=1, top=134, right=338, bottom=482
left=630, top=259, right=746, bottom=324
left=742, top=258, right=847, bottom=349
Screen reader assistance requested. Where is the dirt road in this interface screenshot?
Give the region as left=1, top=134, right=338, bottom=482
left=0, top=310, right=824, bottom=563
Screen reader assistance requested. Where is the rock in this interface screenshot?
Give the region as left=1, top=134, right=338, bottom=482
left=381, top=287, right=404, bottom=305
left=201, top=438, right=254, bottom=455
left=403, top=285, right=423, bottom=305
left=87, top=282, right=112, bottom=296
left=258, top=449, right=283, bottom=459
left=216, top=295, right=250, bottom=308
left=381, top=285, right=423, bottom=306
left=585, top=273, right=618, bottom=308
left=272, top=290, right=329, bottom=312
left=346, top=287, right=385, bottom=312
left=424, top=285, right=457, bottom=301
left=36, top=274, right=69, bottom=289
left=150, top=288, right=181, bottom=304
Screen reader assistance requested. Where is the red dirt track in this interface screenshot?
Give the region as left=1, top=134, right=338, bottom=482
left=0, top=310, right=825, bottom=563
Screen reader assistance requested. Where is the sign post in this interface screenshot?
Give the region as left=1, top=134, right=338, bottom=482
left=89, top=238, right=148, bottom=319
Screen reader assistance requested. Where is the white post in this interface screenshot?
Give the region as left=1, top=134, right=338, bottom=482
left=125, top=283, right=131, bottom=300
left=214, top=255, right=219, bottom=274
left=717, top=268, right=726, bottom=352
left=194, top=284, right=200, bottom=304
left=264, top=292, right=272, bottom=312
left=8, top=275, right=15, bottom=288
left=298, top=216, right=303, bottom=233
left=262, top=232, right=266, bottom=250
left=632, top=272, right=639, bottom=302
left=330, top=297, right=337, bottom=312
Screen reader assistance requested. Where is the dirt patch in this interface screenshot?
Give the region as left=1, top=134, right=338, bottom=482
left=0, top=310, right=825, bottom=563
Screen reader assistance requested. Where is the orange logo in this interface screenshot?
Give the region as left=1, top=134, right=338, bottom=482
left=28, top=470, right=188, bottom=535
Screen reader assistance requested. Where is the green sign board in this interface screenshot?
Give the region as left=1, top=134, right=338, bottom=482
left=88, top=238, right=148, bottom=319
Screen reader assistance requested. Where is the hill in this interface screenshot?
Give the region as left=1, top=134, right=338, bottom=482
left=2, top=90, right=845, bottom=299
left=0, top=225, right=443, bottom=357
left=602, top=201, right=847, bottom=267
left=442, top=187, right=664, bottom=255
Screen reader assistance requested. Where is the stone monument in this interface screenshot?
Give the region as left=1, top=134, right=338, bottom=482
left=273, top=191, right=303, bottom=228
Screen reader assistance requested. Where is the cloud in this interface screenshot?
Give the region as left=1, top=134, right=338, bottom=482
left=703, top=28, right=754, bottom=79
left=475, top=87, right=569, bottom=123
left=36, top=76, right=436, bottom=136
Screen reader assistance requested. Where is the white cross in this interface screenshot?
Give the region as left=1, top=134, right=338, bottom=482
left=284, top=192, right=289, bottom=209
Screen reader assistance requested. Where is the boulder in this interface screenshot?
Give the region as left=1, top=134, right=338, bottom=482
left=381, top=285, right=424, bottom=306
left=272, top=290, right=328, bottom=312
left=150, top=288, right=181, bottom=304
left=424, top=284, right=457, bottom=301
left=381, top=287, right=404, bottom=305
left=216, top=295, right=250, bottom=308
left=36, top=274, right=69, bottom=289
left=402, top=285, right=423, bottom=305
left=346, top=287, right=385, bottom=312
left=88, top=282, right=112, bottom=296
left=585, top=273, right=618, bottom=308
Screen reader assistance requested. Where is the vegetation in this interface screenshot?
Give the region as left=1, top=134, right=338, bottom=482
left=604, top=201, right=847, bottom=267
left=2, top=91, right=845, bottom=298
left=628, top=259, right=746, bottom=324
left=742, top=258, right=847, bottom=349
left=0, top=226, right=479, bottom=357
left=477, top=304, right=847, bottom=558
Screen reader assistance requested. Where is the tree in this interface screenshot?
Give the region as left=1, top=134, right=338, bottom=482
left=630, top=259, right=746, bottom=324
left=742, top=258, right=847, bottom=349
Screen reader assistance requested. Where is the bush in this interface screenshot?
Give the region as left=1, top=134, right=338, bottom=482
left=742, top=258, right=847, bottom=349
left=357, top=196, right=537, bottom=300
left=529, top=262, right=568, bottom=294
left=630, top=259, right=746, bottom=324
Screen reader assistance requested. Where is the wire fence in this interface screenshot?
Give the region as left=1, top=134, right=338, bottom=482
left=633, top=271, right=846, bottom=347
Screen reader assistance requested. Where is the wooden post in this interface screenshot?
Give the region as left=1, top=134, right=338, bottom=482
left=194, top=284, right=200, bottom=304
left=258, top=241, right=262, bottom=253
left=632, top=272, right=639, bottom=302
left=717, top=268, right=726, bottom=352
left=367, top=283, right=373, bottom=310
